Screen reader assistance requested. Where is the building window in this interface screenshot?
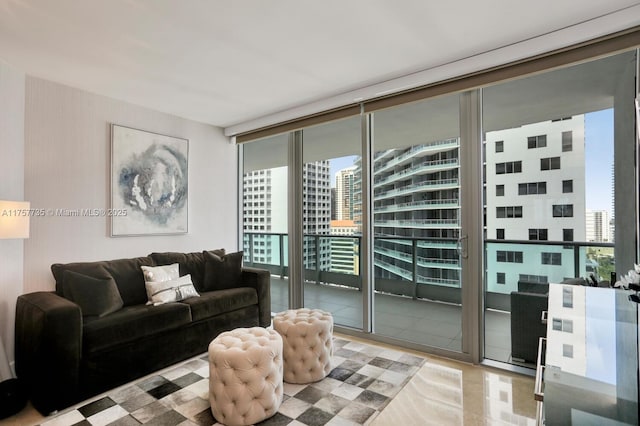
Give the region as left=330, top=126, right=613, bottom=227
left=528, top=135, right=547, bottom=149
left=562, top=131, right=573, bottom=152
left=497, top=272, right=505, bottom=284
left=552, top=317, right=575, bottom=336
left=518, top=182, right=547, bottom=195
left=563, top=229, right=574, bottom=241
left=495, top=140, right=504, bottom=153
left=519, top=274, right=548, bottom=284
left=496, top=229, right=505, bottom=239
left=496, top=184, right=504, bottom=196
left=542, top=252, right=562, bottom=265
left=562, top=179, right=573, bottom=193
left=497, top=251, right=523, bottom=263
left=496, top=206, right=523, bottom=218
left=496, top=161, right=522, bottom=174
left=562, top=286, right=573, bottom=308
left=529, top=229, right=548, bottom=240
left=541, top=156, right=561, bottom=170
left=563, top=344, right=574, bottom=358
left=553, top=204, right=574, bottom=217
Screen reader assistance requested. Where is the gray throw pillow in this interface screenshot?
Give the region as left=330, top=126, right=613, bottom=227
left=202, top=250, right=243, bottom=291
left=62, top=270, right=124, bottom=317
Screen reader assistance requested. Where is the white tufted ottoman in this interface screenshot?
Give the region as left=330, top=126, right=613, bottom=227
left=273, top=308, right=334, bottom=384
left=208, top=327, right=283, bottom=426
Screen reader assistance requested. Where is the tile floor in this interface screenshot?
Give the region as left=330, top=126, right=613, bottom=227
left=1, top=333, right=537, bottom=426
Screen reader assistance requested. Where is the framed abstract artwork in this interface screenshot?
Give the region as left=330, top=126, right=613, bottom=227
left=110, top=124, right=188, bottom=236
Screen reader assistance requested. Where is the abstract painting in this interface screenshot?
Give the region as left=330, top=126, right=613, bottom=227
left=111, top=124, right=188, bottom=236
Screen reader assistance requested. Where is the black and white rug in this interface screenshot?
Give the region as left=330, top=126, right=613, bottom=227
left=40, top=337, right=425, bottom=426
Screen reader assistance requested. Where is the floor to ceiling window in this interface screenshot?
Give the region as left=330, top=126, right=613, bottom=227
left=241, top=133, right=289, bottom=313
left=239, top=43, right=639, bottom=368
left=369, top=94, right=464, bottom=351
left=301, top=116, right=363, bottom=329
left=481, top=50, right=638, bottom=367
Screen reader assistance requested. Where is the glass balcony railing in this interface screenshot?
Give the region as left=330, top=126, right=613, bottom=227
left=242, top=232, right=615, bottom=312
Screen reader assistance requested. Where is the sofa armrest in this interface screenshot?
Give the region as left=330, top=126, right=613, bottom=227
left=15, top=291, right=82, bottom=415
left=240, top=267, right=271, bottom=327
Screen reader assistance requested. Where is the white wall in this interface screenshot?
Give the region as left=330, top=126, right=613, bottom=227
left=23, top=77, right=238, bottom=295
left=0, top=62, right=26, bottom=377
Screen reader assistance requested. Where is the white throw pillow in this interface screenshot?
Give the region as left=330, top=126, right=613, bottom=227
left=145, top=274, right=200, bottom=305
left=141, top=263, right=179, bottom=283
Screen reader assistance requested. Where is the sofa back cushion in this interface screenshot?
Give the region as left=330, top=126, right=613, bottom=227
left=51, top=256, right=154, bottom=306
left=62, top=270, right=124, bottom=317
left=149, top=249, right=224, bottom=292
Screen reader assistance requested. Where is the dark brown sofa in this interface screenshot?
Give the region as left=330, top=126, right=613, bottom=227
left=14, top=250, right=270, bottom=415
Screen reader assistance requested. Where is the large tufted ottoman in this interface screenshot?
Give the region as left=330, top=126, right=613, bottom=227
left=208, top=327, right=283, bottom=426
left=273, top=308, right=334, bottom=384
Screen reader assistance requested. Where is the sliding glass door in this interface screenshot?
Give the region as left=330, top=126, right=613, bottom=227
left=370, top=94, right=464, bottom=352
left=482, top=50, right=638, bottom=367
left=242, top=134, right=290, bottom=313
left=239, top=47, right=639, bottom=368
left=301, top=116, right=363, bottom=329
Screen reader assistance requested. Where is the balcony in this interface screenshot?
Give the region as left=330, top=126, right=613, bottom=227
left=374, top=178, right=459, bottom=199
left=375, top=198, right=460, bottom=213
left=374, top=139, right=460, bottom=174
left=374, top=158, right=459, bottom=187
left=243, top=232, right=615, bottom=363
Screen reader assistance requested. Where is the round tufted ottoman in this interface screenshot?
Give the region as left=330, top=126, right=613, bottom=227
left=273, top=308, right=334, bottom=384
left=208, top=327, right=283, bottom=426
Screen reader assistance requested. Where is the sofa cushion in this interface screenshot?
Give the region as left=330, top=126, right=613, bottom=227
left=62, top=270, right=123, bottom=317
left=52, top=257, right=154, bottom=306
left=179, top=287, right=258, bottom=322
left=145, top=274, right=200, bottom=305
left=202, top=251, right=243, bottom=291
left=141, top=263, right=179, bottom=283
left=83, top=303, right=192, bottom=354
left=149, top=249, right=225, bottom=292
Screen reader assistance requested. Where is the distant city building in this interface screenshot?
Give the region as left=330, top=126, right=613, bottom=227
left=335, top=166, right=357, bottom=220
left=330, top=220, right=359, bottom=274
left=330, top=187, right=337, bottom=220
left=243, top=161, right=331, bottom=270
left=586, top=210, right=611, bottom=242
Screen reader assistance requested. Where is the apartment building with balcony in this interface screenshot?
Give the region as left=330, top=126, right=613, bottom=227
left=354, top=138, right=462, bottom=287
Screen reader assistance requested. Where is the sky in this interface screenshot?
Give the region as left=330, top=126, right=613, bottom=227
left=584, top=109, right=614, bottom=213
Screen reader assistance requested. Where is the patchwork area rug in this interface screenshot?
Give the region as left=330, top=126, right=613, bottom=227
left=40, top=337, right=425, bottom=426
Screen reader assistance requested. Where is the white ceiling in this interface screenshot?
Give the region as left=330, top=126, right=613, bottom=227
left=0, top=0, right=639, bottom=132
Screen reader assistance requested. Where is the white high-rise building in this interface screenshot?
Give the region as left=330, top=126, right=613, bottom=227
left=485, top=116, right=586, bottom=293
left=335, top=166, right=357, bottom=220
left=586, top=210, right=611, bottom=242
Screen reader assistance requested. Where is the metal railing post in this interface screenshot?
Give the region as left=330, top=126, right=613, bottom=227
left=412, top=238, right=418, bottom=299
left=573, top=245, right=581, bottom=278
left=279, top=233, right=285, bottom=279
left=315, top=235, right=321, bottom=284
